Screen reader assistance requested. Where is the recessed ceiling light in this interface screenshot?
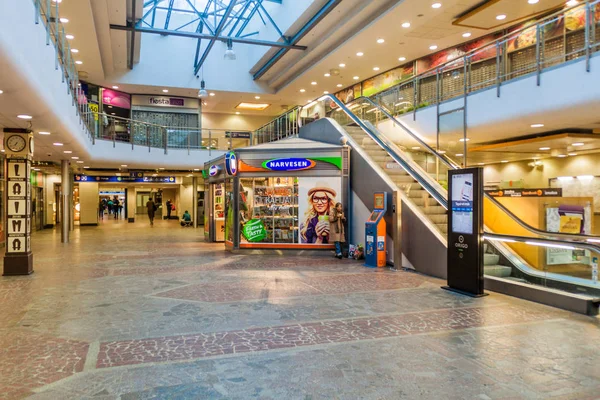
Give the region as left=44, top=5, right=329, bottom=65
left=401, top=22, right=411, bottom=28
left=456, top=153, right=464, bottom=157
left=75, top=60, right=83, bottom=65
left=65, top=34, right=74, bottom=40
left=566, top=0, right=578, bottom=6
left=300, top=89, right=306, bottom=93
left=398, top=57, right=406, bottom=61
left=110, top=112, right=115, bottom=115
left=236, top=102, right=270, bottom=111
left=411, top=147, right=420, bottom=150
left=373, top=67, right=380, bottom=71
left=568, top=153, right=577, bottom=156
left=531, top=123, right=544, bottom=128
left=528, top=0, right=539, bottom=3
left=83, top=166, right=90, bottom=169
left=438, top=150, right=446, bottom=154
left=557, top=154, right=567, bottom=158
left=38, top=131, right=51, bottom=135
left=539, top=147, right=551, bottom=150
left=162, top=89, right=168, bottom=93
left=17, top=114, right=33, bottom=119
left=459, top=138, right=470, bottom=142
left=108, top=105, right=113, bottom=108
left=59, top=17, right=69, bottom=23
left=429, top=45, right=438, bottom=50
left=71, top=156, right=79, bottom=160
left=159, top=168, right=165, bottom=170
left=572, top=142, right=584, bottom=146
left=323, top=91, right=329, bottom=94
left=353, top=76, right=359, bottom=80
left=462, top=32, right=472, bottom=38
left=71, top=48, right=79, bottom=53
left=377, top=38, right=385, bottom=44
left=311, top=81, right=317, bottom=85
left=255, top=96, right=260, bottom=99
left=339, top=63, right=346, bottom=67
left=112, top=86, right=119, bottom=89
left=432, top=3, right=442, bottom=9
left=0, top=90, right=3, bottom=94
left=52, top=0, right=62, bottom=3
left=121, top=165, right=128, bottom=168
left=501, top=160, right=509, bottom=163
left=324, top=73, right=331, bottom=77
left=235, top=112, right=240, bottom=115
left=76, top=161, right=84, bottom=163
left=477, top=163, right=485, bottom=166
left=33, top=168, right=41, bottom=171
left=496, top=14, right=507, bottom=20
left=356, top=52, right=364, bottom=57
left=336, top=84, right=343, bottom=87
left=63, top=150, right=72, bottom=154
left=209, top=92, right=215, bottom=96
left=53, top=142, right=63, bottom=146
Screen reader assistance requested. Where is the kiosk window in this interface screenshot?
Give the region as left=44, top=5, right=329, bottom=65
left=374, top=194, right=384, bottom=209
left=368, top=211, right=381, bottom=222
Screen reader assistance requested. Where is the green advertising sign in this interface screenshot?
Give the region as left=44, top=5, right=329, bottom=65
left=242, top=219, right=267, bottom=242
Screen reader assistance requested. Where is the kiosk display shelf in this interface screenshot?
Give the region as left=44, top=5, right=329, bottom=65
left=214, top=183, right=225, bottom=242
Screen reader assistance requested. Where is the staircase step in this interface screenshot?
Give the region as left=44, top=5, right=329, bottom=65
left=411, top=197, right=440, bottom=207
left=484, top=253, right=500, bottom=266
left=484, top=265, right=512, bottom=278
left=436, top=224, right=448, bottom=234
left=426, top=214, right=448, bottom=224
left=423, top=205, right=447, bottom=215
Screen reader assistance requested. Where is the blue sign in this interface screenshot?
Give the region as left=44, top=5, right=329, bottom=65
left=209, top=165, right=220, bottom=177
left=75, top=175, right=176, bottom=183
left=225, top=152, right=238, bottom=176
left=262, top=158, right=316, bottom=171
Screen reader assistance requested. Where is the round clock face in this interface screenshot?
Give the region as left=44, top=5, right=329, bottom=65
left=6, top=135, right=26, bottom=152
left=29, top=137, right=34, bottom=154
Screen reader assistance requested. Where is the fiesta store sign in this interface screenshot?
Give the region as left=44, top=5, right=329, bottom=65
left=262, top=158, right=316, bottom=171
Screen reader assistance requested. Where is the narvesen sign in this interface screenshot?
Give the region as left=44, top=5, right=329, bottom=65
left=262, top=158, right=316, bottom=172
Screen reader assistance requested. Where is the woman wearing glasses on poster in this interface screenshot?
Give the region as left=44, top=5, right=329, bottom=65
left=300, top=186, right=336, bottom=244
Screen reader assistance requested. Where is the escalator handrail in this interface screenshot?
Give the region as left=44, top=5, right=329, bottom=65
left=484, top=232, right=600, bottom=255
left=317, top=94, right=449, bottom=208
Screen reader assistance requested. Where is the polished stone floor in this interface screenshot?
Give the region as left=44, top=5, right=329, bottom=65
left=0, top=218, right=599, bottom=399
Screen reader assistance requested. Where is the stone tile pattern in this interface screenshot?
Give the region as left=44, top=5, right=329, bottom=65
left=155, top=273, right=431, bottom=303
left=0, top=332, right=88, bottom=400
left=97, top=305, right=555, bottom=368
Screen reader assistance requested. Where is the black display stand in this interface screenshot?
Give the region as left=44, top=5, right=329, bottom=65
left=442, top=167, right=486, bottom=297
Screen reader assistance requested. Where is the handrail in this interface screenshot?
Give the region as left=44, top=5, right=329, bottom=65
left=484, top=232, right=600, bottom=254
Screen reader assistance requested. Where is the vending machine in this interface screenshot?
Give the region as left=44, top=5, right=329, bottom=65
left=365, top=192, right=388, bottom=268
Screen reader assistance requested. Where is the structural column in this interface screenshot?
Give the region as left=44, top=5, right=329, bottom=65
left=192, top=177, right=198, bottom=228
left=61, top=160, right=70, bottom=243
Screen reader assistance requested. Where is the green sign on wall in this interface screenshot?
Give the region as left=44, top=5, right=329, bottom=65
left=242, top=219, right=267, bottom=242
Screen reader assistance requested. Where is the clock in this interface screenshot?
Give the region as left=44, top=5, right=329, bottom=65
left=6, top=135, right=27, bottom=152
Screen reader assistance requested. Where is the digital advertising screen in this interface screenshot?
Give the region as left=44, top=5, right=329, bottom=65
left=451, top=173, right=474, bottom=235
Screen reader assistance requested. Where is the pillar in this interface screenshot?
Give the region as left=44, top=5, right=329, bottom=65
left=61, top=160, right=70, bottom=243
left=79, top=182, right=99, bottom=225
left=127, top=187, right=136, bottom=222
left=192, top=177, right=198, bottom=228
left=3, top=130, right=34, bottom=275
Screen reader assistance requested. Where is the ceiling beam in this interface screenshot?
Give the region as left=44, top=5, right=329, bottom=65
left=128, top=0, right=137, bottom=69
left=193, top=0, right=237, bottom=75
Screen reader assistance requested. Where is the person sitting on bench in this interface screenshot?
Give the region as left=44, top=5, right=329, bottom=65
left=181, top=210, right=192, bottom=227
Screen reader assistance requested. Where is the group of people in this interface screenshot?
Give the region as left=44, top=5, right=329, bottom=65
left=99, top=197, right=123, bottom=219
left=145, top=198, right=192, bottom=227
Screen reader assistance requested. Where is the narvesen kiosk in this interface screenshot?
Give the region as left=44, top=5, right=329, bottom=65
left=204, top=137, right=350, bottom=252
left=203, top=157, right=228, bottom=243
left=365, top=192, right=388, bottom=268
left=443, top=167, right=486, bottom=297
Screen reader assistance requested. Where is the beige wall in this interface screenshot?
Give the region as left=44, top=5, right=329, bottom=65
left=79, top=182, right=99, bottom=225
left=483, top=153, right=600, bottom=187
left=201, top=113, right=272, bottom=131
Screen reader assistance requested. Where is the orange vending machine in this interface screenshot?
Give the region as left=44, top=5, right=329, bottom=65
left=365, top=192, right=387, bottom=268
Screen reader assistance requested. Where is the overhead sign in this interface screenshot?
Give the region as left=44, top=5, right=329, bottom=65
left=486, top=188, right=562, bottom=197
left=132, top=95, right=199, bottom=109
left=129, top=171, right=144, bottom=178
left=74, top=175, right=176, bottom=183
left=225, top=131, right=251, bottom=139
left=262, top=158, right=317, bottom=172
left=225, top=152, right=238, bottom=176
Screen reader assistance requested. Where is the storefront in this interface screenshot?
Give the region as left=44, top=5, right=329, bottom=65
left=203, top=157, right=227, bottom=242
left=204, top=138, right=350, bottom=251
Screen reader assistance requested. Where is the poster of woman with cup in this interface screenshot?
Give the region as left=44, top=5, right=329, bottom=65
left=299, top=179, right=341, bottom=244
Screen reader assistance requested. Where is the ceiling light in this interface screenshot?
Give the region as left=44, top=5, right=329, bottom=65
left=324, top=73, right=331, bottom=77
left=112, top=86, right=119, bottom=89
left=411, top=147, right=420, bottom=150
left=120, top=165, right=128, bottom=168
left=63, top=150, right=72, bottom=154
left=353, top=76, right=359, bottom=80
left=71, top=48, right=79, bottom=53
left=531, top=123, right=544, bottom=128
left=462, top=32, right=472, bottom=38
left=255, top=96, right=260, bottom=99
left=477, top=163, right=485, bottom=165
left=108, top=105, right=113, bottom=108
left=71, top=156, right=79, bottom=160
left=429, top=45, right=438, bottom=50
left=528, top=0, right=539, bottom=3
left=300, top=89, right=306, bottom=93
left=438, top=150, right=446, bottom=154
left=402, top=22, right=411, bottom=28
left=65, top=34, right=74, bottom=40
left=577, top=175, right=594, bottom=180
left=59, top=17, right=69, bottom=23
left=209, top=92, right=215, bottom=96
left=377, top=38, right=385, bottom=44
left=501, top=160, right=509, bottom=163
left=323, top=91, right=329, bottom=94
left=356, top=52, right=364, bottom=57
left=311, top=81, right=317, bottom=85
left=539, top=147, right=551, bottom=150
left=337, top=84, right=343, bottom=87
left=75, top=60, right=83, bottom=65
left=17, top=115, right=33, bottom=119
left=0, top=90, right=3, bottom=94
left=38, top=131, right=51, bottom=135
left=224, top=38, right=236, bottom=60
left=83, top=166, right=90, bottom=169
left=33, top=168, right=40, bottom=171
left=432, top=3, right=442, bottom=8
left=456, top=153, right=464, bottom=157
left=159, top=168, right=165, bottom=170
left=566, top=0, right=578, bottom=6
left=76, top=161, right=84, bottom=163
left=235, top=112, right=241, bottom=115
left=52, top=0, right=62, bottom=3
left=459, top=138, right=470, bottom=142
left=496, top=14, right=507, bottom=20
left=198, top=80, right=208, bottom=98
left=53, top=142, right=63, bottom=146
left=110, top=112, right=115, bottom=115
left=236, top=102, right=270, bottom=111
left=373, top=67, right=380, bottom=71
left=162, top=89, right=169, bottom=93
left=557, top=154, right=567, bottom=158
left=398, top=57, right=406, bottom=61
left=339, top=63, right=346, bottom=67
left=572, top=142, right=584, bottom=146
left=568, top=153, right=577, bottom=156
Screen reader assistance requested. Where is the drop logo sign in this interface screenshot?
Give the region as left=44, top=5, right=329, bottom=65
left=225, top=152, right=238, bottom=176
left=262, top=158, right=316, bottom=172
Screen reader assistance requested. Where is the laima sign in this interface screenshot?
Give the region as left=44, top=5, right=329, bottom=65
left=262, top=158, right=316, bottom=172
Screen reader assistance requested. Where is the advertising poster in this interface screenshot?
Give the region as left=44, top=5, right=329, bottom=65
left=298, top=177, right=342, bottom=244
left=417, top=35, right=498, bottom=73
left=332, top=83, right=362, bottom=108
left=102, top=88, right=131, bottom=109
left=361, top=64, right=414, bottom=97
left=546, top=206, right=585, bottom=265
left=88, top=102, right=99, bottom=121
left=451, top=173, right=474, bottom=235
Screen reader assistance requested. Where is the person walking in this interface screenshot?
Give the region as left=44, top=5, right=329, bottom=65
left=146, top=198, right=156, bottom=226
left=166, top=199, right=172, bottom=219
left=107, top=198, right=114, bottom=215
left=329, top=202, right=346, bottom=259
left=113, top=197, right=120, bottom=219
left=98, top=199, right=105, bottom=219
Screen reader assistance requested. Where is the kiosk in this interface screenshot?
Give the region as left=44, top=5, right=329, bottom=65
left=365, top=192, right=388, bottom=268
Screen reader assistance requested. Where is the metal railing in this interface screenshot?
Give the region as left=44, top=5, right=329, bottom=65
left=253, top=106, right=302, bottom=145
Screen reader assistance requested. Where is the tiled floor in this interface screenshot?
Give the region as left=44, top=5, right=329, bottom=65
left=0, top=218, right=598, bottom=399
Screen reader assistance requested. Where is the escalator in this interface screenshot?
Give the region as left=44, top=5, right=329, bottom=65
left=299, top=94, right=600, bottom=312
